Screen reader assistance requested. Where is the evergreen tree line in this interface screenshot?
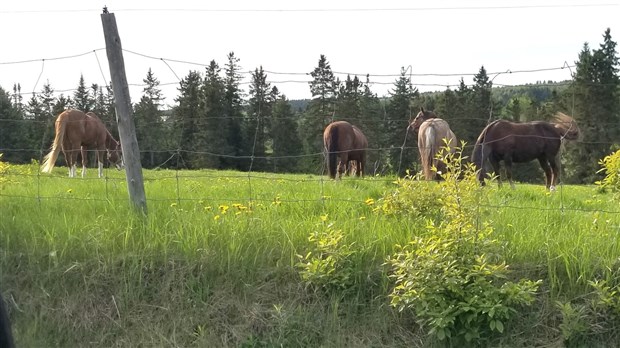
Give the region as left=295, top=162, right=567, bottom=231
left=0, top=29, right=618, bottom=183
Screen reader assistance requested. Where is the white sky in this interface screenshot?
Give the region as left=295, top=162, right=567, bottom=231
left=0, top=0, right=618, bottom=107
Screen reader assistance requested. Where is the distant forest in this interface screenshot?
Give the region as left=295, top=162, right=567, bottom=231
left=0, top=29, right=618, bottom=185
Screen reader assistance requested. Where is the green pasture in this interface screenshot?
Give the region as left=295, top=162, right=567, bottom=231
left=1, top=162, right=619, bottom=347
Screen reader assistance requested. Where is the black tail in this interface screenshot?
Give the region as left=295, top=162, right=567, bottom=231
left=327, top=127, right=339, bottom=179
left=471, top=121, right=497, bottom=183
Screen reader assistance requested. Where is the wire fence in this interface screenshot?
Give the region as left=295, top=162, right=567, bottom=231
left=1, top=45, right=619, bottom=217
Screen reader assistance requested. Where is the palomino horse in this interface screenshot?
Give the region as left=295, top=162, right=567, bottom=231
left=41, top=109, right=123, bottom=178
left=323, top=121, right=368, bottom=179
left=471, top=112, right=580, bottom=190
left=409, top=108, right=457, bottom=180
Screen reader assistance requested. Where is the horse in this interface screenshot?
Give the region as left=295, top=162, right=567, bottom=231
left=409, top=108, right=458, bottom=180
left=323, top=121, right=368, bottom=179
left=471, top=112, right=580, bottom=191
left=346, top=125, right=368, bottom=177
left=41, top=109, right=123, bottom=178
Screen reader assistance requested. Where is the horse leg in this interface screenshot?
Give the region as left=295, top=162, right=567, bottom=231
left=338, top=153, right=349, bottom=179
left=548, top=156, right=561, bottom=191
left=81, top=147, right=88, bottom=178
left=538, top=158, right=553, bottom=190
left=97, top=150, right=104, bottom=178
left=490, top=159, right=502, bottom=188
left=504, top=157, right=515, bottom=189
left=70, top=150, right=79, bottom=178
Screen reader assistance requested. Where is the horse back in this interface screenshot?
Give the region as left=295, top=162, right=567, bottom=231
left=484, top=120, right=561, bottom=162
left=419, top=118, right=457, bottom=149
left=323, top=121, right=356, bottom=152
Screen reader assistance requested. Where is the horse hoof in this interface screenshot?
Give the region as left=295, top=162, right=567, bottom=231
left=549, top=185, right=556, bottom=192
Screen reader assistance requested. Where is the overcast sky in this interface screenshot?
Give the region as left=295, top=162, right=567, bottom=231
left=0, top=0, right=617, bottom=106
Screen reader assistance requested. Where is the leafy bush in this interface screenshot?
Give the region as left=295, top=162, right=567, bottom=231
left=385, top=143, right=541, bottom=344
left=596, top=149, right=620, bottom=198
left=297, top=216, right=356, bottom=292
left=374, top=170, right=443, bottom=220
left=0, top=153, right=11, bottom=186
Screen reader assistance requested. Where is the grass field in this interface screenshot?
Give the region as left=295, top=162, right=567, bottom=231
left=1, top=162, right=620, bottom=347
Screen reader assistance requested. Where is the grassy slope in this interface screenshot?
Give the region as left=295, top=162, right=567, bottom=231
left=1, top=163, right=619, bottom=347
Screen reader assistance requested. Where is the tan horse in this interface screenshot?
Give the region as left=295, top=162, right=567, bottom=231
left=410, top=108, right=457, bottom=180
left=41, top=109, right=123, bottom=178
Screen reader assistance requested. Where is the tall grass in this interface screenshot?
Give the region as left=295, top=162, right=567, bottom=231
left=1, top=163, right=619, bottom=346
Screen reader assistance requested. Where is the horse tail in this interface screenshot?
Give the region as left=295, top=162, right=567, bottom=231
left=41, top=114, right=66, bottom=173
left=327, top=126, right=339, bottom=179
left=472, top=121, right=498, bottom=181
left=421, top=126, right=436, bottom=180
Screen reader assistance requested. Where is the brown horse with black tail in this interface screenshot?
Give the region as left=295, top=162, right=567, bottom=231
left=323, top=121, right=368, bottom=179
left=472, top=112, right=580, bottom=191
left=41, top=109, right=123, bottom=178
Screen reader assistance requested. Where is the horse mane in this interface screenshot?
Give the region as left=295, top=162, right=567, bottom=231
left=471, top=120, right=501, bottom=169
left=552, top=112, right=580, bottom=140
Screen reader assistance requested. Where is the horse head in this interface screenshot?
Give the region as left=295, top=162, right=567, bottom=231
left=409, top=107, right=437, bottom=132
left=107, top=141, right=124, bottom=170
left=553, top=112, right=580, bottom=141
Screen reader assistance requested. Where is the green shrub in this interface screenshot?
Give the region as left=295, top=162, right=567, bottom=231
left=385, top=143, right=541, bottom=344
left=374, top=170, right=443, bottom=220
left=296, top=216, right=356, bottom=292
left=596, top=149, right=620, bottom=198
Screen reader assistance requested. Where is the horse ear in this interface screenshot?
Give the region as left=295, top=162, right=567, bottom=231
left=420, top=107, right=425, bottom=113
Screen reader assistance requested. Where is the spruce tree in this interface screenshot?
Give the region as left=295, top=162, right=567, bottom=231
left=302, top=54, right=339, bottom=172
left=174, top=70, right=203, bottom=168
left=271, top=95, right=303, bottom=173
left=134, top=69, right=165, bottom=168
left=201, top=60, right=228, bottom=169
left=564, top=29, right=620, bottom=183
left=245, top=66, right=272, bottom=171
left=72, top=75, right=93, bottom=112
left=385, top=67, right=419, bottom=175
left=222, top=52, right=245, bottom=170
left=0, top=87, right=27, bottom=163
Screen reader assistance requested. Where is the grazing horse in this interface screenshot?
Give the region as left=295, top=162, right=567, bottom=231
left=323, top=121, right=368, bottom=179
left=346, top=125, right=368, bottom=177
left=471, top=112, right=580, bottom=190
left=409, top=108, right=458, bottom=180
left=41, top=109, right=123, bottom=178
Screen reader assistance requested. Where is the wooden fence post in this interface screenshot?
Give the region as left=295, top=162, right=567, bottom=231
left=101, top=10, right=147, bottom=214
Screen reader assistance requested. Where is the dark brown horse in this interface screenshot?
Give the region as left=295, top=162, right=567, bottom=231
left=323, top=121, right=368, bottom=179
left=346, top=125, right=368, bottom=177
left=409, top=108, right=457, bottom=180
left=471, top=112, right=580, bottom=190
left=41, top=109, right=123, bottom=178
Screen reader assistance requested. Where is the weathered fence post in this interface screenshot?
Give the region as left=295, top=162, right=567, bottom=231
left=101, top=9, right=147, bottom=214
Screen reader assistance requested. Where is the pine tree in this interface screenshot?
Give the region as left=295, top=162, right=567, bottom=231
left=222, top=52, right=245, bottom=170
left=72, top=75, right=93, bottom=112
left=245, top=66, right=272, bottom=171
left=564, top=29, right=620, bottom=183
left=0, top=87, right=27, bottom=163
left=25, top=82, right=56, bottom=161
left=271, top=95, right=303, bottom=172
left=174, top=70, right=203, bottom=168
left=358, top=75, right=385, bottom=175
left=200, top=60, right=228, bottom=169
left=302, top=54, right=339, bottom=172
left=134, top=69, right=165, bottom=168
left=385, top=67, right=419, bottom=175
